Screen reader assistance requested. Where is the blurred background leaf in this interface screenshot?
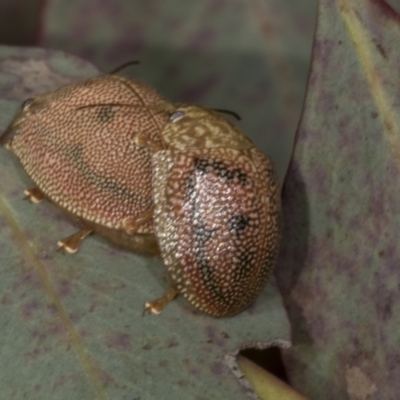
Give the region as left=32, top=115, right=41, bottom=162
left=277, top=0, right=400, bottom=398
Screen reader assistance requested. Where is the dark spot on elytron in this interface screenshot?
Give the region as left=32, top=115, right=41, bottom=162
left=192, top=220, right=234, bottom=308
left=186, top=164, right=247, bottom=311
left=195, top=251, right=232, bottom=307
left=66, top=144, right=83, bottom=164
left=194, top=158, right=247, bottom=185
left=184, top=174, right=196, bottom=198
left=191, top=223, right=261, bottom=312
left=97, top=105, right=115, bottom=123
left=61, top=143, right=136, bottom=202
left=228, top=214, right=250, bottom=236
left=234, top=249, right=256, bottom=281
left=193, top=221, right=216, bottom=247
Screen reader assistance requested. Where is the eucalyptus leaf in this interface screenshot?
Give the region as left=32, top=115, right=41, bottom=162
left=276, top=1, right=400, bottom=398
left=0, top=46, right=290, bottom=399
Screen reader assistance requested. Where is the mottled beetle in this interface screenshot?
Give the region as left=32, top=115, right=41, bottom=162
left=1, top=74, right=170, bottom=255
left=145, top=105, right=281, bottom=316
left=1, top=76, right=281, bottom=317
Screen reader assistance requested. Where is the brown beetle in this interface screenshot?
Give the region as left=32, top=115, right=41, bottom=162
left=2, top=77, right=281, bottom=317
left=144, top=105, right=281, bottom=316
left=1, top=73, right=172, bottom=255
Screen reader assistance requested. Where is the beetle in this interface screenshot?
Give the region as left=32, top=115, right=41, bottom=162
left=1, top=73, right=173, bottom=256
left=2, top=77, right=281, bottom=317
left=144, top=105, right=281, bottom=316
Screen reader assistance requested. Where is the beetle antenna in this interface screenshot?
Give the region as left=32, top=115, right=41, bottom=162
left=108, top=60, right=140, bottom=75
left=213, top=108, right=241, bottom=121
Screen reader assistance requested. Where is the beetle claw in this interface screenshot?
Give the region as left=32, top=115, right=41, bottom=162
left=24, top=187, right=45, bottom=203
left=143, top=302, right=162, bottom=315
left=143, top=288, right=179, bottom=316
left=57, top=228, right=93, bottom=254
left=57, top=241, right=77, bottom=254
left=3, top=139, right=13, bottom=150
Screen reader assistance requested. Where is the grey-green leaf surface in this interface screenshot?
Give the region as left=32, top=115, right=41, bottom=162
left=0, top=46, right=290, bottom=400
left=276, top=0, right=400, bottom=399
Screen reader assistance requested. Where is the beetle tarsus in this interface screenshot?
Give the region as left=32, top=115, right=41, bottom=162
left=24, top=187, right=45, bottom=203
left=5, top=140, right=12, bottom=150
left=143, top=288, right=179, bottom=315
left=57, top=228, right=93, bottom=254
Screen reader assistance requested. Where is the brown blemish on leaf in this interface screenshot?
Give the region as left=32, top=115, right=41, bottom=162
left=204, top=325, right=230, bottom=347
left=370, top=111, right=378, bottom=119
left=52, top=373, right=82, bottom=390
left=56, top=279, right=72, bottom=297
left=210, top=361, right=225, bottom=376
left=1, top=293, right=12, bottom=304
left=26, top=347, right=41, bottom=361
left=176, top=379, right=189, bottom=387
left=105, top=331, right=131, bottom=352
left=345, top=365, right=377, bottom=400
left=21, top=300, right=40, bottom=318
left=182, top=358, right=201, bottom=375
left=165, top=338, right=179, bottom=348
left=91, top=280, right=127, bottom=293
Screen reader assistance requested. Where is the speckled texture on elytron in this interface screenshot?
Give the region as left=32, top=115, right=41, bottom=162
left=8, top=74, right=170, bottom=232
left=276, top=1, right=400, bottom=399
left=153, top=106, right=281, bottom=316
left=0, top=47, right=291, bottom=400
left=163, top=105, right=254, bottom=151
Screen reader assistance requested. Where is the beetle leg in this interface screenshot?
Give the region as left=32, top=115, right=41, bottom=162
left=0, top=116, right=18, bottom=147
left=143, top=287, right=179, bottom=315
left=122, top=207, right=154, bottom=235
left=2, top=138, right=13, bottom=150
left=57, top=228, right=93, bottom=254
left=24, top=187, right=45, bottom=203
